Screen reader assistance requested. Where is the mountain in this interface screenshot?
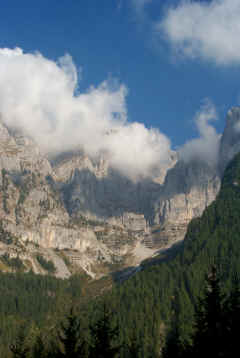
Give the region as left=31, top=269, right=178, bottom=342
left=1, top=135, right=240, bottom=357
left=219, top=107, right=240, bottom=174
left=107, top=141, right=240, bottom=355
left=0, top=107, right=239, bottom=278
left=1, top=110, right=240, bottom=356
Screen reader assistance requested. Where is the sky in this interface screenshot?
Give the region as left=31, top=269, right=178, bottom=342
left=0, top=0, right=240, bottom=179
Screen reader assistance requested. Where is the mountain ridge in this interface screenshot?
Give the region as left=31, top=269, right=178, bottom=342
left=0, top=107, right=239, bottom=278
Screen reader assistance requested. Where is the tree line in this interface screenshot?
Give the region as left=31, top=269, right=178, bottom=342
left=7, top=266, right=240, bottom=357
left=2, top=151, right=240, bottom=356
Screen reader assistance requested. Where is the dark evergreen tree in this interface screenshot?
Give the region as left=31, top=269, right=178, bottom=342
left=9, top=327, right=30, bottom=358
left=124, top=335, right=141, bottom=358
left=163, top=266, right=240, bottom=358
left=54, top=307, right=88, bottom=358
left=89, top=305, right=121, bottom=358
left=32, top=334, right=48, bottom=358
left=190, top=266, right=226, bottom=357
left=162, top=328, right=185, bottom=358
left=223, top=276, right=240, bottom=357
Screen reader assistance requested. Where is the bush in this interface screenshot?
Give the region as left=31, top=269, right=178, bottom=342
left=36, top=255, right=56, bottom=274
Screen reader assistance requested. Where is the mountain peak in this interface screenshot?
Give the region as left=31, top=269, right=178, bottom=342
left=226, top=106, right=240, bottom=122
left=219, top=107, right=240, bottom=174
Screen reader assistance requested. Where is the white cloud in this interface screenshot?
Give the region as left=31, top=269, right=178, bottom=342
left=158, top=0, right=240, bottom=65
left=179, top=100, right=221, bottom=166
left=103, top=123, right=171, bottom=178
left=0, top=47, right=172, bottom=180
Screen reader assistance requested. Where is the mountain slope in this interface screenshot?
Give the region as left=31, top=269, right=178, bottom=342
left=0, top=138, right=240, bottom=357
left=108, top=151, right=240, bottom=352
left=0, top=121, right=154, bottom=278
left=0, top=107, right=240, bottom=278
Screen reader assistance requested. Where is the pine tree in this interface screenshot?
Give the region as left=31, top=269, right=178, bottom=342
left=32, top=333, right=49, bottom=358
left=89, top=305, right=121, bottom=358
left=10, top=326, right=30, bottom=358
left=223, top=276, right=240, bottom=357
left=162, top=266, right=227, bottom=358
left=54, top=307, right=88, bottom=358
left=162, top=328, right=184, bottom=358
left=125, top=335, right=141, bottom=358
left=190, top=265, right=226, bottom=357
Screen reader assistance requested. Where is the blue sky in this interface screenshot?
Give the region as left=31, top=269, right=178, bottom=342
left=0, top=0, right=240, bottom=178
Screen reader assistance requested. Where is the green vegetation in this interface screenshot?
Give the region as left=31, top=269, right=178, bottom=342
left=2, top=153, right=240, bottom=355
left=0, top=221, right=14, bottom=245
left=105, top=152, right=240, bottom=352
left=4, top=268, right=240, bottom=357
left=36, top=254, right=56, bottom=273
left=70, top=214, right=106, bottom=229
left=16, top=175, right=32, bottom=205
left=14, top=171, right=36, bottom=224
left=163, top=266, right=240, bottom=357
left=0, top=271, right=114, bottom=357
left=1, top=253, right=24, bottom=271
left=8, top=305, right=127, bottom=358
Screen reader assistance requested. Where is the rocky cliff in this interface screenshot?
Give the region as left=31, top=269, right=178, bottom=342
left=152, top=160, right=220, bottom=247
left=219, top=107, right=240, bottom=174
left=0, top=107, right=239, bottom=278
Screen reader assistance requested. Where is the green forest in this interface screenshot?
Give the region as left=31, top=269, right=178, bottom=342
left=2, top=152, right=240, bottom=356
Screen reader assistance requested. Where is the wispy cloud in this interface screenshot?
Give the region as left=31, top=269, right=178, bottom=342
left=179, top=99, right=220, bottom=166
left=158, top=0, right=240, bottom=65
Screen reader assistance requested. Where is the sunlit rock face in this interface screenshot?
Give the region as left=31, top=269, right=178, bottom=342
left=151, top=106, right=240, bottom=248
left=0, top=107, right=239, bottom=278
left=152, top=160, right=221, bottom=247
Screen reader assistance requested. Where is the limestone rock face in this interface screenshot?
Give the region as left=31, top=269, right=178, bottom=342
left=122, top=212, right=147, bottom=231
left=0, top=107, right=240, bottom=278
left=153, top=161, right=220, bottom=246
left=0, top=124, right=52, bottom=181
left=0, top=122, right=136, bottom=278
left=219, top=107, right=240, bottom=174
left=52, top=151, right=174, bottom=228
left=50, top=146, right=221, bottom=254
left=149, top=107, right=240, bottom=248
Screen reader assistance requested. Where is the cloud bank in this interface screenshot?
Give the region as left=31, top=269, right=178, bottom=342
left=159, top=0, right=240, bottom=65
left=0, top=47, right=172, bottom=180
left=179, top=100, right=220, bottom=166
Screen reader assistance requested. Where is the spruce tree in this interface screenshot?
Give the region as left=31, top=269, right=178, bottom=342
left=223, top=276, right=240, bottom=357
left=162, top=328, right=184, bottom=358
left=89, top=305, right=121, bottom=358
left=190, top=265, right=226, bottom=357
left=32, top=334, right=47, bottom=358
left=10, top=327, right=30, bottom=358
left=163, top=266, right=227, bottom=358
left=54, top=307, right=88, bottom=358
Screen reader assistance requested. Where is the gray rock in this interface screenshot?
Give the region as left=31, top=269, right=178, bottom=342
left=219, top=107, right=240, bottom=174
left=0, top=107, right=240, bottom=278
